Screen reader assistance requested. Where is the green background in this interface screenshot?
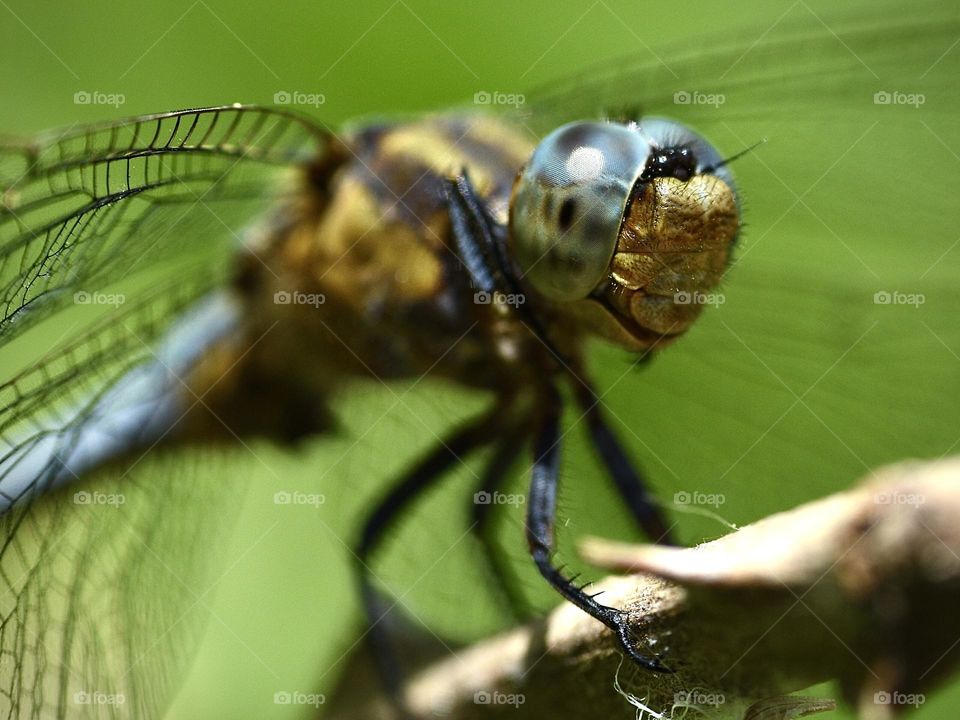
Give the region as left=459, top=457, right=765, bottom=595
left=2, top=1, right=958, bottom=718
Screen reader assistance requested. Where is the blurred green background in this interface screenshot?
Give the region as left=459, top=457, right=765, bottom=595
left=2, top=1, right=958, bottom=718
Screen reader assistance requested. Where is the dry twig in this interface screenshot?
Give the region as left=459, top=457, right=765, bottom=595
left=329, top=458, right=960, bottom=719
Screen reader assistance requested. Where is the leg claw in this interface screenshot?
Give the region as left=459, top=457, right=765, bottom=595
left=611, top=613, right=673, bottom=673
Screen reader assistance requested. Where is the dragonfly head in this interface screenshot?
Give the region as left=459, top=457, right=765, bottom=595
left=508, top=119, right=740, bottom=351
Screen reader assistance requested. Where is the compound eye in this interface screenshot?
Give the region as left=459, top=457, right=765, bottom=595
left=509, top=122, right=651, bottom=301
left=557, top=197, right=577, bottom=231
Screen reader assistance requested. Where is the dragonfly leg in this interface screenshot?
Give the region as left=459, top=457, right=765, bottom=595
left=444, top=171, right=568, bottom=362
left=525, top=385, right=672, bottom=673
left=354, top=407, right=501, bottom=712
left=444, top=172, right=502, bottom=296
left=572, top=382, right=677, bottom=545
left=470, top=432, right=534, bottom=622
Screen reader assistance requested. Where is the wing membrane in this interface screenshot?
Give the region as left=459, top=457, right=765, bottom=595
left=0, top=272, right=249, bottom=719
left=517, top=3, right=956, bottom=129
left=0, top=105, right=325, bottom=344
left=0, top=440, right=245, bottom=720
left=0, top=106, right=328, bottom=718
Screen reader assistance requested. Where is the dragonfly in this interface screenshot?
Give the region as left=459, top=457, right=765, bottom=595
left=1, top=3, right=959, bottom=718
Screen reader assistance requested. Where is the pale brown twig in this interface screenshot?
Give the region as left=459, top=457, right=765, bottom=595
left=328, top=458, right=960, bottom=720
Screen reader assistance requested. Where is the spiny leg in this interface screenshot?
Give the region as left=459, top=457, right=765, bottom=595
left=354, top=407, right=501, bottom=711
left=470, top=431, right=534, bottom=622
left=525, top=385, right=672, bottom=672
left=444, top=172, right=565, bottom=360
left=573, top=381, right=676, bottom=545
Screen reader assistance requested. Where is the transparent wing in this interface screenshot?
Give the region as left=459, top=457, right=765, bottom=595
left=0, top=105, right=324, bottom=344
left=0, top=279, right=239, bottom=720
left=0, top=106, right=329, bottom=718
left=516, top=3, right=955, bottom=130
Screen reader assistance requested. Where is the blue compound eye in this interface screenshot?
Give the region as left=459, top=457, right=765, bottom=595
left=509, top=122, right=645, bottom=302
left=508, top=119, right=734, bottom=302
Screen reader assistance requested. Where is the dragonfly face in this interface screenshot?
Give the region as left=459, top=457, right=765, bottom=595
left=509, top=119, right=739, bottom=350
